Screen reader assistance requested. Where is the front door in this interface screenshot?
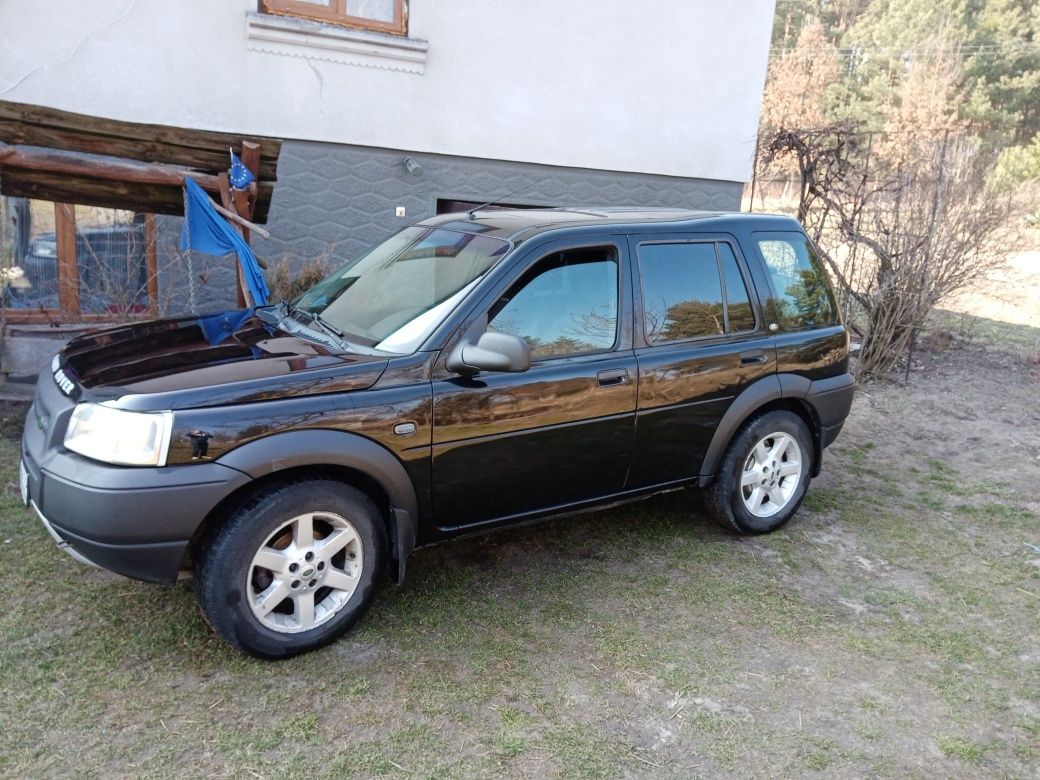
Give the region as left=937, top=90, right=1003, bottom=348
left=431, top=240, right=637, bottom=529
left=627, top=235, right=776, bottom=487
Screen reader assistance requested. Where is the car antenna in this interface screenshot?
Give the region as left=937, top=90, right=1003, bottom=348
left=467, top=183, right=535, bottom=220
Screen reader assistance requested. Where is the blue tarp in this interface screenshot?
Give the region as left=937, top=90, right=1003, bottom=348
left=179, top=178, right=270, bottom=305
left=196, top=309, right=255, bottom=345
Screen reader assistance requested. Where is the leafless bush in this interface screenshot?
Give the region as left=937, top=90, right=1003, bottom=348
left=762, top=124, right=1013, bottom=379
left=266, top=252, right=332, bottom=304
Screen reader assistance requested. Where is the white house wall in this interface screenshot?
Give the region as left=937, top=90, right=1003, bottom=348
left=0, top=0, right=775, bottom=183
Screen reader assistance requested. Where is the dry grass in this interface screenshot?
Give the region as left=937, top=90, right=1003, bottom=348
left=0, top=314, right=1037, bottom=778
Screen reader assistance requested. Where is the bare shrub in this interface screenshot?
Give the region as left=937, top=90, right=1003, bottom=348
left=763, top=124, right=1013, bottom=379
left=266, top=252, right=332, bottom=304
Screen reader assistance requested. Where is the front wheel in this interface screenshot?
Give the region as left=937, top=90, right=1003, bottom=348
left=704, top=410, right=814, bottom=535
left=195, top=479, right=386, bottom=659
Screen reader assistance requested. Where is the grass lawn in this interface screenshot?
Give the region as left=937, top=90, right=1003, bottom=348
left=0, top=313, right=1037, bottom=778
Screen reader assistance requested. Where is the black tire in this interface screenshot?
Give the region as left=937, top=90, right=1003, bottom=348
left=703, top=410, right=814, bottom=535
left=195, top=479, right=386, bottom=659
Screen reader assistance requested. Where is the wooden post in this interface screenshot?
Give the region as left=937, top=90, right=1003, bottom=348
left=145, top=213, right=159, bottom=316
left=217, top=172, right=250, bottom=308
left=219, top=142, right=263, bottom=308
left=54, top=203, right=80, bottom=318
left=233, top=141, right=262, bottom=235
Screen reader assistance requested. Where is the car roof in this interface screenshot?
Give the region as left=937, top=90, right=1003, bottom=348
left=417, top=207, right=801, bottom=243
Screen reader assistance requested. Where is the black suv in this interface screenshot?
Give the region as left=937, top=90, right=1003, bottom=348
left=20, top=209, right=854, bottom=658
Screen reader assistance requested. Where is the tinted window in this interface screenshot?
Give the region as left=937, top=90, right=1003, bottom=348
left=489, top=248, right=618, bottom=359
left=639, top=243, right=725, bottom=343
left=755, top=233, right=837, bottom=329
left=718, top=243, right=756, bottom=332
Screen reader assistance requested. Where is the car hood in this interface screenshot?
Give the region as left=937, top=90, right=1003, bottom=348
left=60, top=310, right=390, bottom=410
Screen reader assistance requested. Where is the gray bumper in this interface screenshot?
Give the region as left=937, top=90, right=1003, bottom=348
left=22, top=406, right=253, bottom=584
left=805, top=372, right=856, bottom=449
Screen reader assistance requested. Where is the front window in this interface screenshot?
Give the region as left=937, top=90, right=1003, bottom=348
left=260, top=0, right=408, bottom=35
left=293, top=226, right=509, bottom=354
left=488, top=247, right=619, bottom=360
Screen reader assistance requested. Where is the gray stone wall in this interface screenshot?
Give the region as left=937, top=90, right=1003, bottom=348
left=159, top=141, right=743, bottom=315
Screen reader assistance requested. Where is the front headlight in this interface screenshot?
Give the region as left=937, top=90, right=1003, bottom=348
left=64, top=403, right=173, bottom=466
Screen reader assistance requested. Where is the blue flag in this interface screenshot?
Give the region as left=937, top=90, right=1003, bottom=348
left=180, top=178, right=269, bottom=306
left=229, top=150, right=256, bottom=189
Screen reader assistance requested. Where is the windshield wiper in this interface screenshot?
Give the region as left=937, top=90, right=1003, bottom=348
left=281, top=304, right=386, bottom=354
left=312, top=313, right=345, bottom=340
left=254, top=301, right=287, bottom=325
left=283, top=305, right=354, bottom=351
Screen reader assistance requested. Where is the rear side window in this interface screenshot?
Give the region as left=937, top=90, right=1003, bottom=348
left=754, top=232, right=837, bottom=330
left=638, top=241, right=757, bottom=344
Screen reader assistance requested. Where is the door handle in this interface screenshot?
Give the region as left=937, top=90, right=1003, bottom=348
left=597, top=368, right=629, bottom=387
left=740, top=349, right=767, bottom=365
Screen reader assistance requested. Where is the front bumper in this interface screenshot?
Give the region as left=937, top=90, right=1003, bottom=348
left=21, top=375, right=253, bottom=584
left=31, top=499, right=103, bottom=570
left=22, top=445, right=252, bottom=584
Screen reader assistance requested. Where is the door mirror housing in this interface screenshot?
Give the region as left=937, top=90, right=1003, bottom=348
left=447, top=331, right=531, bottom=376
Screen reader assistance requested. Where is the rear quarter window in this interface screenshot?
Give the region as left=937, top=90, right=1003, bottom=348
left=754, top=232, right=837, bottom=330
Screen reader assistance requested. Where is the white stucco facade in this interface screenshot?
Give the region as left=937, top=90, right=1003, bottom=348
left=0, top=0, right=775, bottom=183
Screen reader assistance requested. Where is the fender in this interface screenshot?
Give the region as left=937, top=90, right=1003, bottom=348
left=217, top=429, right=418, bottom=583
left=698, top=374, right=782, bottom=483
left=699, top=372, right=855, bottom=485
left=777, top=372, right=812, bottom=398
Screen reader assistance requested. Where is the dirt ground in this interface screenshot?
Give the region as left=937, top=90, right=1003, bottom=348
left=0, top=286, right=1037, bottom=777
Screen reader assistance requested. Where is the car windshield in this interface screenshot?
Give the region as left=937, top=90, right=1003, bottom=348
left=292, top=226, right=510, bottom=354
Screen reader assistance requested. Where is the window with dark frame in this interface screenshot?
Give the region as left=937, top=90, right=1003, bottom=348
left=260, top=0, right=408, bottom=35
left=489, top=247, right=619, bottom=360
left=638, top=241, right=756, bottom=344
left=754, top=233, right=838, bottom=330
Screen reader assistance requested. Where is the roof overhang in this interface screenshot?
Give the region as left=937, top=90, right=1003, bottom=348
left=0, top=100, right=281, bottom=222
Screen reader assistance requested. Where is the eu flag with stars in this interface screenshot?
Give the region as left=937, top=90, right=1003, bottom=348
left=229, top=150, right=256, bottom=189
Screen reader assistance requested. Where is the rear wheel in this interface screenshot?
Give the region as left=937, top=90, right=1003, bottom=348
left=704, top=410, right=814, bottom=535
left=195, top=479, right=386, bottom=659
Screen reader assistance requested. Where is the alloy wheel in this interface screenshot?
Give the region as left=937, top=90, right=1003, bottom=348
left=739, top=432, right=803, bottom=518
left=246, top=512, right=363, bottom=633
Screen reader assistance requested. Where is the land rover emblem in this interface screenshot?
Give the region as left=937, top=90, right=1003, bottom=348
left=53, top=367, right=75, bottom=396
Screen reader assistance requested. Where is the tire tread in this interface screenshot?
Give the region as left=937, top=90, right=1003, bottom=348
left=703, top=410, right=813, bottom=535
left=194, top=478, right=385, bottom=659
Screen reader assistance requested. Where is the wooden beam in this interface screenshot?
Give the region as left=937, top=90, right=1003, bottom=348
left=0, top=167, right=275, bottom=219
left=0, top=100, right=280, bottom=180
left=0, top=100, right=279, bottom=221
left=54, top=203, right=80, bottom=318
left=211, top=201, right=271, bottom=240
left=0, top=141, right=222, bottom=193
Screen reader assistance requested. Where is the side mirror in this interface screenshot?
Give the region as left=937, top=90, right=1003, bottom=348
left=446, top=331, right=531, bottom=376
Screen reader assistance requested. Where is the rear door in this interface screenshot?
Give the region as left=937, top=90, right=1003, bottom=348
left=626, top=234, right=776, bottom=488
